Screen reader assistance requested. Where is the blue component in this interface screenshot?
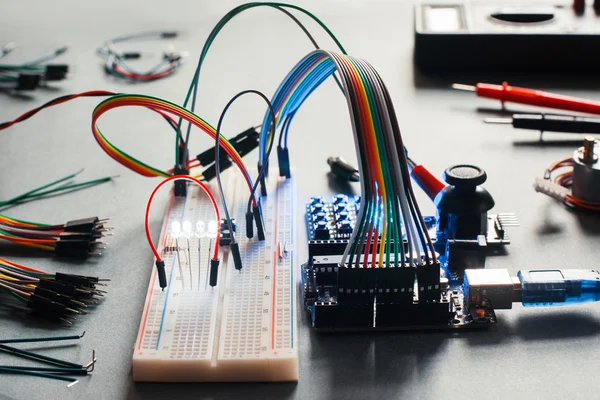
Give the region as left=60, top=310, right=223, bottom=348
left=310, top=197, right=324, bottom=206
left=312, top=211, right=327, bottom=222
left=519, top=269, right=600, bottom=307
left=333, top=194, right=348, bottom=204
left=333, top=201, right=348, bottom=212
left=310, top=203, right=325, bottom=214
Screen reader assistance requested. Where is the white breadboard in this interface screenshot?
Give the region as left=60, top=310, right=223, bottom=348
left=132, top=171, right=298, bottom=382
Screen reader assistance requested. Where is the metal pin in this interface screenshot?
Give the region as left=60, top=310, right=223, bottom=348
left=83, top=350, right=97, bottom=372
left=187, top=238, right=192, bottom=290
left=283, top=241, right=289, bottom=255
left=484, top=118, right=512, bottom=124
left=197, top=240, right=202, bottom=291
left=583, top=136, right=596, bottom=162
left=176, top=238, right=184, bottom=291
left=205, top=239, right=212, bottom=290
left=451, top=83, right=476, bottom=92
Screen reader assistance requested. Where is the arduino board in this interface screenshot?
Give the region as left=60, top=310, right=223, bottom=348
left=303, top=194, right=500, bottom=331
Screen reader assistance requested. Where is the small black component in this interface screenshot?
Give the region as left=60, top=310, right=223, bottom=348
left=122, top=52, right=142, bottom=59
left=55, top=237, right=94, bottom=258
left=416, top=261, right=442, bottom=303
left=313, top=303, right=373, bottom=329
left=173, top=165, right=189, bottom=197
left=312, top=258, right=339, bottom=286
left=156, top=260, right=167, bottom=290
left=64, top=217, right=101, bottom=233
left=337, top=220, right=353, bottom=234
left=277, top=146, right=291, bottom=178
left=328, top=156, right=359, bottom=182
left=33, top=287, right=81, bottom=311
left=43, top=64, right=69, bottom=81
left=245, top=211, right=254, bottom=239
left=38, top=279, right=77, bottom=297
left=196, top=128, right=259, bottom=181
left=27, top=294, right=71, bottom=322
left=220, top=218, right=236, bottom=233
left=376, top=302, right=452, bottom=327
left=163, top=50, right=182, bottom=62
left=253, top=203, right=266, bottom=241
left=197, top=146, right=230, bottom=168
left=434, top=164, right=495, bottom=245
left=313, top=220, right=330, bottom=240
left=209, top=259, right=220, bottom=287
left=376, top=265, right=416, bottom=304
left=161, top=31, right=178, bottom=38
left=230, top=242, right=243, bottom=270
left=219, top=231, right=232, bottom=246
left=15, top=73, right=41, bottom=91
left=198, top=162, right=224, bottom=183
left=304, top=267, right=318, bottom=305
left=55, top=273, right=98, bottom=289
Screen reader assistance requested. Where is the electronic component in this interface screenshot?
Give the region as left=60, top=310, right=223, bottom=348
left=0, top=257, right=108, bottom=325
left=195, top=127, right=259, bottom=182
left=535, top=136, right=600, bottom=211
left=133, top=171, right=297, bottom=382
left=97, top=31, right=185, bottom=82
left=572, top=137, right=600, bottom=203
left=415, top=1, right=600, bottom=73
left=306, top=197, right=456, bottom=329
left=434, top=165, right=517, bottom=275
left=486, top=114, right=600, bottom=136
left=0, top=45, right=69, bottom=91
left=464, top=268, right=600, bottom=309
left=435, top=165, right=495, bottom=244
left=327, top=156, right=360, bottom=182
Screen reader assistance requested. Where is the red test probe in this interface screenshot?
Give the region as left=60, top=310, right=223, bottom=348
left=452, top=82, right=600, bottom=116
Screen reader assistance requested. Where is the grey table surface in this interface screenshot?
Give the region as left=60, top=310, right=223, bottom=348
left=2, top=0, right=600, bottom=399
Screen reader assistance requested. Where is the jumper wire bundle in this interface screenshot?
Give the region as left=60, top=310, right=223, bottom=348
left=258, top=49, right=438, bottom=299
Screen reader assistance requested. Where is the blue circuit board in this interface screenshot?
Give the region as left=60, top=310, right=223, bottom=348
left=303, top=194, right=497, bottom=331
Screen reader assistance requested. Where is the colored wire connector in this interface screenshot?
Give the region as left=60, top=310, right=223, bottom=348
left=97, top=31, right=185, bottom=82
left=0, top=45, right=69, bottom=91
left=176, top=2, right=347, bottom=171
left=0, top=171, right=115, bottom=256
left=536, top=150, right=600, bottom=212
left=260, top=50, right=437, bottom=273
left=91, top=94, right=257, bottom=208
left=0, top=257, right=108, bottom=324
left=214, top=89, right=276, bottom=248
left=145, top=175, right=220, bottom=290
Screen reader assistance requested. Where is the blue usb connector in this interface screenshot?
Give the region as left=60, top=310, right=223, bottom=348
left=519, top=269, right=600, bottom=307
